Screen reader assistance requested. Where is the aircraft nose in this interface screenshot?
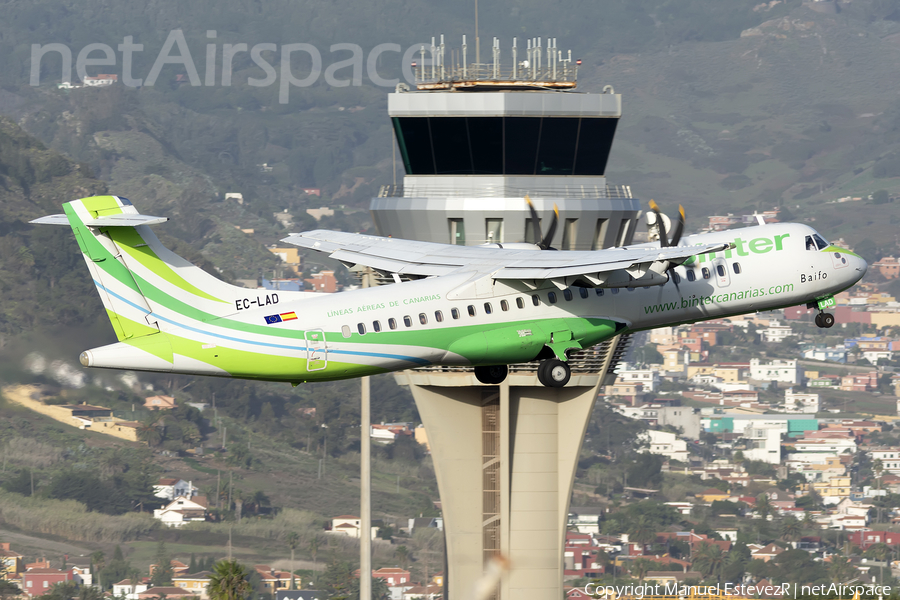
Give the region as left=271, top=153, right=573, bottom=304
left=856, top=254, right=868, bottom=277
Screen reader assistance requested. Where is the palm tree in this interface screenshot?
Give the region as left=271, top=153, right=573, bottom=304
left=693, top=543, right=726, bottom=583
left=286, top=532, right=299, bottom=590
left=309, top=537, right=319, bottom=584
left=208, top=560, right=251, bottom=600
left=780, top=516, right=802, bottom=544
left=395, top=545, right=411, bottom=570
left=630, top=558, right=653, bottom=582
left=627, top=516, right=657, bottom=550
left=828, top=555, right=856, bottom=583
left=756, top=493, right=772, bottom=521
left=137, top=415, right=164, bottom=447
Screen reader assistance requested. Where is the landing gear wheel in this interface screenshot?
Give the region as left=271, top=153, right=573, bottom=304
left=815, top=313, right=835, bottom=328
left=538, top=359, right=571, bottom=388
left=474, top=365, right=509, bottom=385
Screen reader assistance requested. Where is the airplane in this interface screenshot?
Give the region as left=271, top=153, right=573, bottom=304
left=31, top=195, right=867, bottom=388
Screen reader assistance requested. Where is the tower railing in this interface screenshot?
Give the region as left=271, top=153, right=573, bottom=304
left=378, top=183, right=632, bottom=199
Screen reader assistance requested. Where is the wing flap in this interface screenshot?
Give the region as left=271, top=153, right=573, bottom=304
left=84, top=214, right=168, bottom=227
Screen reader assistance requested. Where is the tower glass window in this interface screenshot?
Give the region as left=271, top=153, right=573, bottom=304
left=393, top=116, right=617, bottom=176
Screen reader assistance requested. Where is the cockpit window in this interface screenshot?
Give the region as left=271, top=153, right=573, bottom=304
left=805, top=235, right=815, bottom=251
left=813, top=234, right=829, bottom=250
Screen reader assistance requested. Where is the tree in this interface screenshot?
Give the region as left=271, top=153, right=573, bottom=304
left=150, top=543, right=174, bottom=587
left=309, top=537, right=320, bottom=584
left=98, top=546, right=131, bottom=590
left=286, top=532, right=299, bottom=590
left=756, top=493, right=772, bottom=521
left=828, top=555, right=856, bottom=583
left=873, top=190, right=890, bottom=205
left=0, top=580, right=20, bottom=600
left=208, top=560, right=251, bottom=600
left=627, top=516, right=657, bottom=548
left=630, top=558, right=654, bottom=582
left=137, top=415, right=165, bottom=447
left=395, top=545, right=411, bottom=570
left=780, top=517, right=802, bottom=543
left=692, top=543, right=726, bottom=583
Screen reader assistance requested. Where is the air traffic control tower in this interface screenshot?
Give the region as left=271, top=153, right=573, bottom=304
left=369, top=36, right=640, bottom=600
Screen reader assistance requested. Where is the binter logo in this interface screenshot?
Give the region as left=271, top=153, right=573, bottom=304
left=684, top=233, right=790, bottom=265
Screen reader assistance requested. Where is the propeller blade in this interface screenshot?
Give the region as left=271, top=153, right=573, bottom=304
left=669, top=205, right=685, bottom=246
left=525, top=195, right=543, bottom=246
left=540, top=204, right=559, bottom=250
left=649, top=200, right=668, bottom=248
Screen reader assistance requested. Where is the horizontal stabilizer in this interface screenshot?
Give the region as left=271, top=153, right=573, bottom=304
left=84, top=214, right=168, bottom=227
left=29, top=214, right=69, bottom=225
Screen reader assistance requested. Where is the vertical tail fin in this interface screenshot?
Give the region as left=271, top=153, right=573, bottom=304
left=32, top=195, right=249, bottom=342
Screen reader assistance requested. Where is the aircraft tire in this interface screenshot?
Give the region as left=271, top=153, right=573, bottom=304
left=538, top=359, right=570, bottom=388
left=821, top=313, right=835, bottom=328
left=475, top=365, right=509, bottom=385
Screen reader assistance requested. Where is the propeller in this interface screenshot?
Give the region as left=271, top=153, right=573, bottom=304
left=526, top=195, right=559, bottom=250
left=648, top=200, right=685, bottom=247
left=647, top=200, right=687, bottom=291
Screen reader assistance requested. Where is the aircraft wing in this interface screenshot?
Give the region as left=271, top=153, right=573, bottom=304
left=282, top=230, right=729, bottom=288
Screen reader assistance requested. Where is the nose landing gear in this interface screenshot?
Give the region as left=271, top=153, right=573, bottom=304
left=538, top=359, right=571, bottom=387
left=815, top=312, right=835, bottom=328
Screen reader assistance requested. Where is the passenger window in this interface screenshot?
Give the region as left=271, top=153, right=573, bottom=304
left=563, top=289, right=573, bottom=301
left=733, top=262, right=742, bottom=274
left=403, top=315, right=412, bottom=327
left=716, top=265, right=726, bottom=277
left=702, top=267, right=711, bottom=280
left=579, top=287, right=589, bottom=299
left=419, top=313, right=428, bottom=325
left=516, top=297, right=525, bottom=309
left=548, top=292, right=557, bottom=304
left=500, top=300, right=509, bottom=311
left=686, top=270, right=696, bottom=282
left=484, top=302, right=493, bottom=314
left=388, top=318, right=397, bottom=330
left=357, top=323, right=366, bottom=335
left=373, top=320, right=381, bottom=332
left=435, top=310, right=444, bottom=322
left=451, top=308, right=460, bottom=319
left=532, top=295, right=540, bottom=306
left=596, top=288, right=604, bottom=296
left=467, top=305, right=476, bottom=317
left=341, top=325, right=351, bottom=338
left=672, top=273, right=680, bottom=285
left=611, top=288, right=619, bottom=295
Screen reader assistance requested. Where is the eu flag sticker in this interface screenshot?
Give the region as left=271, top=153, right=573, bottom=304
left=264, top=314, right=283, bottom=324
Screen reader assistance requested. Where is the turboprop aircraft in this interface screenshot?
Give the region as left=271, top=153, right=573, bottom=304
left=32, top=195, right=866, bottom=388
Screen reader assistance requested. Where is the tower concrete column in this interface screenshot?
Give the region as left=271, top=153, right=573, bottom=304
left=396, top=337, right=625, bottom=600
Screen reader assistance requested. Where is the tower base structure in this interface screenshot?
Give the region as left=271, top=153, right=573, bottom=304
left=395, top=338, right=628, bottom=600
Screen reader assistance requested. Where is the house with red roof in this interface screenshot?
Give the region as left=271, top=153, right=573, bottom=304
left=22, top=568, right=73, bottom=597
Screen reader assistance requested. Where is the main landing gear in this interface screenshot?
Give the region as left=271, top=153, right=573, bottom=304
left=474, top=365, right=509, bottom=385
left=538, top=359, right=571, bottom=388
left=815, top=312, right=835, bottom=328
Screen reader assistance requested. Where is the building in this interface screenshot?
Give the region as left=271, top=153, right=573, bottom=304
left=616, top=404, right=701, bottom=439
left=614, top=366, right=660, bottom=392
left=173, top=572, right=212, bottom=599
left=113, top=578, right=150, bottom=599
left=872, top=256, right=900, bottom=279
left=330, top=515, right=378, bottom=540
left=840, top=372, right=879, bottom=392
left=154, top=479, right=197, bottom=500
left=758, top=321, right=794, bottom=344
left=640, top=430, right=689, bottom=462
left=22, top=569, right=73, bottom=597
left=276, top=592, right=326, bottom=600
left=371, top=568, right=411, bottom=587
left=304, top=270, right=338, bottom=293
left=867, top=448, right=900, bottom=474
left=741, top=425, right=783, bottom=464
left=138, top=587, right=191, bottom=599
left=268, top=246, right=304, bottom=276
left=782, top=388, right=821, bottom=413
left=152, top=496, right=209, bottom=528
left=0, top=543, right=23, bottom=580
left=802, top=346, right=847, bottom=363
left=254, top=565, right=294, bottom=593
left=749, top=358, right=802, bottom=384
left=83, top=74, right=117, bottom=86
left=144, top=395, right=177, bottom=410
